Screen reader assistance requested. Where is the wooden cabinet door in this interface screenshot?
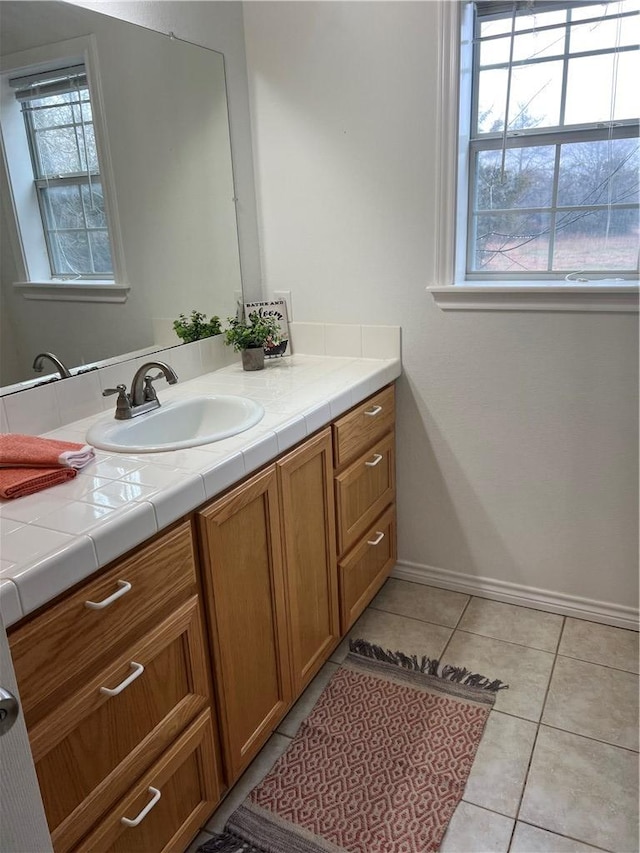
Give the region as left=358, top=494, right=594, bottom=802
left=197, top=467, right=292, bottom=784
left=278, top=428, right=339, bottom=695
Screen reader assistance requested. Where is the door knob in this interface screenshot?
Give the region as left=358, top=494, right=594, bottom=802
left=0, top=686, right=19, bottom=736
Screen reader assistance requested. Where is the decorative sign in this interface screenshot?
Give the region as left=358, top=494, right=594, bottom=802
left=244, top=299, right=291, bottom=357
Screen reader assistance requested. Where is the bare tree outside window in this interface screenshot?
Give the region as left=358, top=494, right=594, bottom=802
left=467, top=0, right=639, bottom=280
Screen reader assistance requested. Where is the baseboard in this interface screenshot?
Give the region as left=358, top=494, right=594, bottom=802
left=392, top=560, right=639, bottom=632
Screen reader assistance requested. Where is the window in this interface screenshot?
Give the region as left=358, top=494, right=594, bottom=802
left=9, top=63, right=113, bottom=280
left=461, top=0, right=639, bottom=282
left=1, top=37, right=127, bottom=301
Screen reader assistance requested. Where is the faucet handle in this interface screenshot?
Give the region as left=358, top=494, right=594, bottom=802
left=102, top=384, right=128, bottom=398
left=102, top=385, right=133, bottom=420
left=143, top=375, right=159, bottom=402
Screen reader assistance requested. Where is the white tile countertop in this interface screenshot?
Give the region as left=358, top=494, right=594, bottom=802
left=0, top=353, right=401, bottom=627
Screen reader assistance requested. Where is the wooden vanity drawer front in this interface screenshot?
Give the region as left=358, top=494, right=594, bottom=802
left=335, top=432, right=395, bottom=555
left=74, top=709, right=220, bottom=853
left=10, top=521, right=197, bottom=726
left=333, top=385, right=395, bottom=468
left=339, top=505, right=397, bottom=634
left=31, top=597, right=209, bottom=853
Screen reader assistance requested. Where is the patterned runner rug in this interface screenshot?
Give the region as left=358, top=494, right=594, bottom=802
left=199, top=640, right=508, bottom=853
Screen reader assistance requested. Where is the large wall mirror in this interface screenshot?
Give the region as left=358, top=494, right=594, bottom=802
left=0, top=0, right=243, bottom=390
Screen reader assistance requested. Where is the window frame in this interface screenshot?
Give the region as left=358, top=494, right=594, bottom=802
left=467, top=1, right=639, bottom=281
left=0, top=35, right=129, bottom=303
left=428, top=0, right=639, bottom=311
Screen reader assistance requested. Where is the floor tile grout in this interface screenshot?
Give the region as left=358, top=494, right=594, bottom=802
left=367, top=602, right=461, bottom=632
left=537, top=721, right=640, bottom=754
left=510, top=625, right=563, bottom=842
left=512, top=818, right=614, bottom=853
left=554, top=650, right=640, bottom=676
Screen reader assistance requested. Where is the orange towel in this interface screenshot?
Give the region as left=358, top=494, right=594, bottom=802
left=0, top=467, right=77, bottom=500
left=0, top=434, right=95, bottom=470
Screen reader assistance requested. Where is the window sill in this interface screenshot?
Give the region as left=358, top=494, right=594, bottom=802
left=427, top=284, right=639, bottom=313
left=14, top=281, right=130, bottom=303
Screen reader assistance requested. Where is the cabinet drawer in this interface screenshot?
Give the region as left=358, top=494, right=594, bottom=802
left=339, top=505, right=396, bottom=634
left=75, top=709, right=220, bottom=853
left=335, top=431, right=395, bottom=555
left=30, top=597, right=210, bottom=853
left=332, top=385, right=395, bottom=469
left=10, top=521, right=197, bottom=726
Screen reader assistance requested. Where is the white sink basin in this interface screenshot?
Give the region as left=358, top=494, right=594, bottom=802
left=87, top=395, right=264, bottom=453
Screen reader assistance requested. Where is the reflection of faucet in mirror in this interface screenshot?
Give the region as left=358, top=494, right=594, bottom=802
left=0, top=1, right=243, bottom=392
left=103, top=361, right=178, bottom=420
left=32, top=352, right=72, bottom=379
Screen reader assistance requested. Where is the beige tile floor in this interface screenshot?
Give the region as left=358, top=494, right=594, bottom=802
left=187, top=579, right=639, bottom=853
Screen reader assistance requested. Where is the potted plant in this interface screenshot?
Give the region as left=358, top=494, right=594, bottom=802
left=173, top=310, right=222, bottom=343
left=224, top=311, right=282, bottom=371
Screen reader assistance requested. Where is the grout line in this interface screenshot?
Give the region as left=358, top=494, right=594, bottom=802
left=511, top=619, right=563, bottom=834
left=513, top=818, right=614, bottom=853
left=459, top=797, right=517, bottom=823
left=537, top=722, right=639, bottom=754
left=442, top=623, right=561, bottom=654
left=555, top=650, right=640, bottom=676
left=367, top=602, right=462, bottom=633
left=442, top=625, right=558, bottom=656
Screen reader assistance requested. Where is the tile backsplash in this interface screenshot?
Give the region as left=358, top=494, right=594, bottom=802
left=0, top=323, right=401, bottom=435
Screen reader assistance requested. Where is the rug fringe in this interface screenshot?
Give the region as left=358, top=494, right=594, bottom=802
left=349, top=638, right=509, bottom=692
left=197, top=830, right=266, bottom=853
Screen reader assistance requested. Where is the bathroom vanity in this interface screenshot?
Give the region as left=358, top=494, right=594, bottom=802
left=1, top=341, right=400, bottom=852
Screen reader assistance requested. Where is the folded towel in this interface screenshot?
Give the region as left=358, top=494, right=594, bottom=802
left=0, top=466, right=77, bottom=500
left=0, top=434, right=95, bottom=470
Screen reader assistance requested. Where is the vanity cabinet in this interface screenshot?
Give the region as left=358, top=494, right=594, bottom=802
left=7, top=383, right=396, bottom=852
left=332, top=386, right=397, bottom=633
left=7, top=521, right=222, bottom=853
left=197, top=427, right=339, bottom=785
left=197, top=466, right=293, bottom=784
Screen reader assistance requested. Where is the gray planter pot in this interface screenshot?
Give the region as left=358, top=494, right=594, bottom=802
left=241, top=347, right=265, bottom=371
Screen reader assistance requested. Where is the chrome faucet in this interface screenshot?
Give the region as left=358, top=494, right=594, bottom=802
left=32, top=352, right=72, bottom=379
left=103, top=361, right=179, bottom=420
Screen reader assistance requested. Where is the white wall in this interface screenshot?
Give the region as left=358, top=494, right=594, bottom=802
left=242, top=1, right=639, bottom=624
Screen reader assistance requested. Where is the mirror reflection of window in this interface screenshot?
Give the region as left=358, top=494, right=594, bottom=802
left=10, top=63, right=114, bottom=280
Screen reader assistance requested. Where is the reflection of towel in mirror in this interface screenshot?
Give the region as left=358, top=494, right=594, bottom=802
left=0, top=434, right=95, bottom=469
left=0, top=466, right=77, bottom=500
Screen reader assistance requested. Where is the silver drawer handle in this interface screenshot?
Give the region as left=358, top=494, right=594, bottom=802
left=121, top=786, right=161, bottom=827
left=367, top=531, right=385, bottom=546
left=365, top=453, right=383, bottom=468
left=100, top=661, right=145, bottom=697
left=364, top=405, right=382, bottom=417
left=85, top=580, right=131, bottom=610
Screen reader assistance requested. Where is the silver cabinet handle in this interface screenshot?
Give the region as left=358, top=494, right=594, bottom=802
left=367, top=531, right=385, bottom=546
left=364, top=405, right=382, bottom=417
left=85, top=580, right=131, bottom=610
left=365, top=453, right=383, bottom=467
left=121, top=787, right=161, bottom=827
left=100, top=662, right=144, bottom=697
